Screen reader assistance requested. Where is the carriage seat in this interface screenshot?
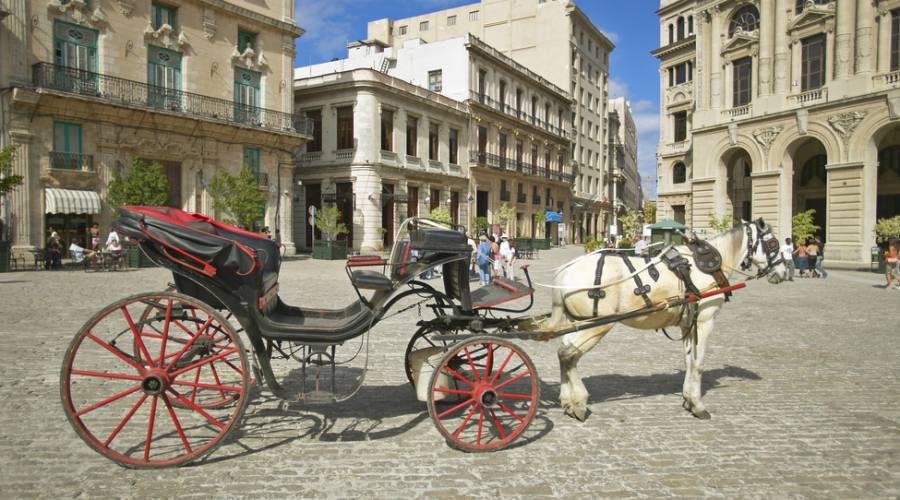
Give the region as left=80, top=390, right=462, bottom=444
left=349, top=270, right=393, bottom=290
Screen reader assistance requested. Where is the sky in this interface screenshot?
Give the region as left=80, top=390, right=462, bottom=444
left=294, top=0, right=661, bottom=199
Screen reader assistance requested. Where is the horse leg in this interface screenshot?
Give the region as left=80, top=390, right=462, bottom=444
left=682, top=318, right=714, bottom=420
left=558, top=325, right=612, bottom=422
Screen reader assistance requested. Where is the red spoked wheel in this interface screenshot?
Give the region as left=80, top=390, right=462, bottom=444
left=61, top=291, right=250, bottom=468
left=427, top=336, right=539, bottom=452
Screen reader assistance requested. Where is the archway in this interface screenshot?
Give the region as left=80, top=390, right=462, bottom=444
left=790, top=137, right=828, bottom=241
left=722, top=148, right=752, bottom=222
left=876, top=128, right=900, bottom=225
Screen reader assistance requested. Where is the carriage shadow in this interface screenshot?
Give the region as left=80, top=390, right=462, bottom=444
left=536, top=364, right=762, bottom=409
left=196, top=381, right=554, bottom=465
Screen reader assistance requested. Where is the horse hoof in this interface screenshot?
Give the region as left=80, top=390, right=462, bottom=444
left=692, top=409, right=711, bottom=420
left=682, top=399, right=691, bottom=410
left=565, top=404, right=590, bottom=422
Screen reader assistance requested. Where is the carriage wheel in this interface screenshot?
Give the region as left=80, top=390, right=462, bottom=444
left=404, top=325, right=453, bottom=387
left=427, top=337, right=539, bottom=452
left=61, top=291, right=250, bottom=468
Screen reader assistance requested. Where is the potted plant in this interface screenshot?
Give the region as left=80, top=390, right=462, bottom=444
left=0, top=145, right=23, bottom=272
left=583, top=236, right=601, bottom=253
left=617, top=237, right=634, bottom=256
left=107, top=158, right=170, bottom=268
left=312, top=206, right=349, bottom=260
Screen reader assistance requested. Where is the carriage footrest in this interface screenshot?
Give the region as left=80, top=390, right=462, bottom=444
left=471, top=278, right=534, bottom=309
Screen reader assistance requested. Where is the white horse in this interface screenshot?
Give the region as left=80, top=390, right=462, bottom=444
left=545, top=219, right=787, bottom=421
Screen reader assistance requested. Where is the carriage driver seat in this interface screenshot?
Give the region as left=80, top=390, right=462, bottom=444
left=349, top=270, right=393, bottom=290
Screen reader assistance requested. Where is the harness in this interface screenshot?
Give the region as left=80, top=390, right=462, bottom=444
left=587, top=251, right=660, bottom=316
left=739, top=220, right=784, bottom=279
left=685, top=235, right=732, bottom=301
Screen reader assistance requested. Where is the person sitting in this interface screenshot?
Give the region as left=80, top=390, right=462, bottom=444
left=68, top=238, right=95, bottom=265
left=106, top=237, right=124, bottom=271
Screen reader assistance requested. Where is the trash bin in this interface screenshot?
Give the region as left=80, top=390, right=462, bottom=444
left=872, top=246, right=885, bottom=274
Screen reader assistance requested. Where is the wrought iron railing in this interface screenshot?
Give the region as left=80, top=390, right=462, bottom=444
left=470, top=150, right=573, bottom=183
left=469, top=91, right=570, bottom=140
left=49, top=152, right=94, bottom=171
left=532, top=194, right=541, bottom=206
left=516, top=192, right=527, bottom=204
left=33, top=63, right=313, bottom=136
left=500, top=190, right=511, bottom=202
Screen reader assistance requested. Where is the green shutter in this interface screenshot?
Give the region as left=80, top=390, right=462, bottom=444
left=243, top=147, right=261, bottom=183
left=238, top=31, right=256, bottom=53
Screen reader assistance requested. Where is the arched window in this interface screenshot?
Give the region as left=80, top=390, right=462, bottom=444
left=673, top=162, right=687, bottom=184
left=688, top=16, right=694, bottom=34
left=878, top=145, right=900, bottom=178
left=676, top=17, right=685, bottom=40
left=729, top=5, right=760, bottom=38
left=668, top=24, right=674, bottom=44
left=800, top=154, right=827, bottom=186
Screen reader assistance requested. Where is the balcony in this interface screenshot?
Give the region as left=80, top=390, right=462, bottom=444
left=788, top=87, right=827, bottom=106
left=33, top=63, right=313, bottom=137
left=49, top=152, right=93, bottom=171
left=532, top=195, right=541, bottom=206
left=500, top=190, right=511, bottom=202
left=722, top=103, right=752, bottom=119
left=379, top=150, right=397, bottom=165
left=470, top=151, right=574, bottom=183
left=335, top=149, right=354, bottom=160
left=516, top=192, right=527, bottom=204
left=468, top=91, right=570, bottom=140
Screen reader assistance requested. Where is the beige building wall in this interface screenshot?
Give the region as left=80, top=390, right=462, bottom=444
left=654, top=0, right=900, bottom=268
left=367, top=0, right=612, bottom=243
left=0, top=0, right=307, bottom=256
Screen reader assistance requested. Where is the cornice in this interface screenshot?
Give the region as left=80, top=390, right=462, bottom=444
left=651, top=35, right=697, bottom=59
left=200, top=0, right=303, bottom=38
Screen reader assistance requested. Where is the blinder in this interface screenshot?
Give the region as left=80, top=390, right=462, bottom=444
left=740, top=219, right=783, bottom=278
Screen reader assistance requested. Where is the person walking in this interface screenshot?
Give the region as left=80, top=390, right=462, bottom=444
left=780, top=237, right=795, bottom=281
left=795, top=240, right=809, bottom=278
left=814, top=236, right=828, bottom=278
left=806, top=238, right=820, bottom=278
left=499, top=235, right=513, bottom=279
left=886, top=238, right=900, bottom=290
left=476, top=235, right=492, bottom=286
left=489, top=235, right=501, bottom=279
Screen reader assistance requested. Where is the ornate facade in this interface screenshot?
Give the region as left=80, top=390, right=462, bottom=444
left=654, top=0, right=900, bottom=268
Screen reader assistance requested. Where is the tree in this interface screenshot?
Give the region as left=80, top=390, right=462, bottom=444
left=532, top=212, right=544, bottom=237
left=708, top=213, right=735, bottom=233
left=874, top=215, right=900, bottom=243
left=618, top=206, right=643, bottom=240
left=208, top=165, right=266, bottom=230
left=314, top=205, right=348, bottom=241
left=496, top=202, right=515, bottom=236
left=0, top=145, right=23, bottom=241
left=106, top=159, right=170, bottom=210
left=643, top=202, right=657, bottom=225
left=791, top=209, right=820, bottom=244
left=473, top=216, right=489, bottom=234
left=427, top=207, right=452, bottom=225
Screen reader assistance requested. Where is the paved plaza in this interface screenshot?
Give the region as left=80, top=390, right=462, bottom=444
left=0, top=246, right=898, bottom=498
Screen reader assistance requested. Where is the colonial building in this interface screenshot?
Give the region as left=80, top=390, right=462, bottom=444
left=654, top=0, right=900, bottom=268
left=294, top=35, right=573, bottom=251
left=0, top=0, right=308, bottom=256
left=608, top=97, right=642, bottom=214
left=366, top=0, right=612, bottom=243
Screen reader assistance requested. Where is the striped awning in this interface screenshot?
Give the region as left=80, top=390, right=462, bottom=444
left=45, top=188, right=101, bottom=215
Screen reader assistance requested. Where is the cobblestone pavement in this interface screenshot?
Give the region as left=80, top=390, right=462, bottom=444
left=0, top=246, right=898, bottom=499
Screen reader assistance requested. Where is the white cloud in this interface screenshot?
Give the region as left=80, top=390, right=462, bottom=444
left=598, top=28, right=620, bottom=45
left=608, top=77, right=629, bottom=99
left=632, top=99, right=655, bottom=112
left=295, top=0, right=368, bottom=62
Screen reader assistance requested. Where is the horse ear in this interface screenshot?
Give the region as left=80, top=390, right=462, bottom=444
left=756, top=217, right=768, bottom=230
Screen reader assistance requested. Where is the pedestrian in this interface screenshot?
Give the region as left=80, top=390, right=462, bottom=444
left=795, top=239, right=809, bottom=278
left=780, top=237, right=795, bottom=281
left=45, top=228, right=62, bottom=270
left=467, top=234, right=478, bottom=279
left=489, top=235, right=501, bottom=279
left=814, top=236, right=828, bottom=278
left=806, top=238, right=820, bottom=278
left=476, top=235, right=492, bottom=285
left=499, top=234, right=513, bottom=278
left=885, top=238, right=900, bottom=290
left=634, top=236, right=649, bottom=258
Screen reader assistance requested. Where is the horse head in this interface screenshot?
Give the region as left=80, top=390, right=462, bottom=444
left=740, top=218, right=787, bottom=284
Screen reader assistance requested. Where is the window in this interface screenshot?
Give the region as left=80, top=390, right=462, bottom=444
left=675, top=64, right=686, bottom=84
left=447, top=15, right=456, bottom=26
left=238, top=30, right=256, bottom=53
left=668, top=24, right=674, bottom=45
left=499, top=133, right=507, bottom=167
left=558, top=109, right=564, bottom=129
left=53, top=121, right=82, bottom=169
left=545, top=103, right=551, bottom=123
left=673, top=111, right=687, bottom=142
left=428, top=70, right=443, bottom=92
left=419, top=21, right=429, bottom=32
left=499, top=80, right=507, bottom=108
left=408, top=186, right=419, bottom=218
left=668, top=67, right=674, bottom=87
left=306, top=109, right=322, bottom=152
left=469, top=10, right=479, bottom=21
left=234, top=67, right=260, bottom=123
left=531, top=96, right=539, bottom=119
left=53, top=21, right=98, bottom=74
left=243, top=147, right=261, bottom=183
left=516, top=140, right=524, bottom=169
left=449, top=128, right=459, bottom=164
left=673, top=205, right=686, bottom=224
left=673, top=162, right=687, bottom=184
left=677, top=17, right=685, bottom=40
left=478, top=126, right=487, bottom=155
left=892, top=9, right=900, bottom=71
left=407, top=116, right=418, bottom=156
left=801, top=34, right=826, bottom=91
left=151, top=3, right=176, bottom=30
left=148, top=45, right=182, bottom=110
left=429, top=123, right=439, bottom=161
left=729, top=6, right=759, bottom=37
left=688, top=15, right=693, bottom=34
left=380, top=109, right=393, bottom=152
left=516, top=88, right=523, bottom=116
left=733, top=56, right=752, bottom=106
left=399, top=25, right=408, bottom=35
left=478, top=69, right=487, bottom=98
left=336, top=106, right=354, bottom=150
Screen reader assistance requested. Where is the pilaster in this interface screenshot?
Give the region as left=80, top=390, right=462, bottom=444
left=855, top=0, right=875, bottom=76
left=834, top=0, right=856, bottom=79
left=758, top=0, right=775, bottom=96
left=8, top=129, right=35, bottom=250
left=773, top=0, right=790, bottom=95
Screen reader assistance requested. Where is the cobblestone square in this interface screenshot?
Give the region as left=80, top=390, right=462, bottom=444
left=0, top=247, right=898, bottom=498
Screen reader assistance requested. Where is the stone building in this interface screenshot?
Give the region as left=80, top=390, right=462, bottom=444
left=366, top=0, right=612, bottom=243
left=654, top=0, right=900, bottom=268
left=0, top=0, right=308, bottom=256
left=608, top=97, right=642, bottom=216
left=294, top=35, right=573, bottom=252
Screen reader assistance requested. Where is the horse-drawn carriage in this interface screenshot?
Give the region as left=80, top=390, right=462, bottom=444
left=60, top=206, right=786, bottom=468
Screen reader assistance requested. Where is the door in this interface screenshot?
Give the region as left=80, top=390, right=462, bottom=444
left=382, top=184, right=395, bottom=247
left=476, top=190, right=489, bottom=218
left=407, top=186, right=419, bottom=219
left=336, top=182, right=354, bottom=245
left=53, top=21, right=98, bottom=94
left=430, top=188, right=440, bottom=212
left=148, top=45, right=182, bottom=111
left=234, top=67, right=261, bottom=124
left=162, top=161, right=182, bottom=209
left=305, top=183, right=321, bottom=247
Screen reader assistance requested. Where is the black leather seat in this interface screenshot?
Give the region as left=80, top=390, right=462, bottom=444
left=350, top=270, right=393, bottom=290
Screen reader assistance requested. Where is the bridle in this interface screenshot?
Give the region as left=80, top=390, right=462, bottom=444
left=739, top=220, right=783, bottom=279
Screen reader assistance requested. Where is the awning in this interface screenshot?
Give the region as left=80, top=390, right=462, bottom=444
left=45, top=188, right=101, bottom=215
left=544, top=210, right=562, bottom=223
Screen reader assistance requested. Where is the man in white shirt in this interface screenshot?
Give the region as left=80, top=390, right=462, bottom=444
left=499, top=235, right=513, bottom=278
left=105, top=229, right=120, bottom=249
left=634, top=237, right=649, bottom=257
left=780, top=237, right=795, bottom=281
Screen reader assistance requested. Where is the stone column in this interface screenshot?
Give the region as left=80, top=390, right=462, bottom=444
left=355, top=91, right=378, bottom=164
left=278, top=161, right=296, bottom=256
left=8, top=129, right=34, bottom=251
left=834, top=0, right=856, bottom=79
left=758, top=0, right=775, bottom=96
left=773, top=0, right=790, bottom=94
left=855, top=0, right=875, bottom=75
left=877, top=5, right=892, bottom=74
left=355, top=165, right=382, bottom=253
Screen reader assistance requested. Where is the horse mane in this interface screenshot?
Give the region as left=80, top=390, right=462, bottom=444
left=709, top=225, right=746, bottom=273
